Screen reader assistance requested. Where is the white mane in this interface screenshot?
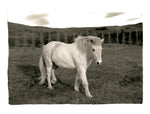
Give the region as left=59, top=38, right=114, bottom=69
left=74, top=36, right=102, bottom=64
left=74, top=35, right=102, bottom=45
left=74, top=36, right=102, bottom=52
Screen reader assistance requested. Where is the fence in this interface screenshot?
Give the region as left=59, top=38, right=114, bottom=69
left=9, top=30, right=143, bottom=50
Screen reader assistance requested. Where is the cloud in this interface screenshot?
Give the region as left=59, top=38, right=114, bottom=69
left=127, top=17, right=141, bottom=21
left=105, top=12, right=124, bottom=18
left=25, top=13, right=49, bottom=26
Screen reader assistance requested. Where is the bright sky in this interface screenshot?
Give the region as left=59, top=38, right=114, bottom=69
left=5, top=0, right=143, bottom=28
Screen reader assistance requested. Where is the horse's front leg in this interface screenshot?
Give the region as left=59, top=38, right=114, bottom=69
left=74, top=72, right=81, bottom=91
left=46, top=63, right=53, bottom=89
left=78, top=68, right=93, bottom=98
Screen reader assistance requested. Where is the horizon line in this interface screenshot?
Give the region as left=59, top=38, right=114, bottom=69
left=7, top=21, right=143, bottom=29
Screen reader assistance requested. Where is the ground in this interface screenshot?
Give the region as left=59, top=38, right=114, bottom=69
left=8, top=44, right=142, bottom=104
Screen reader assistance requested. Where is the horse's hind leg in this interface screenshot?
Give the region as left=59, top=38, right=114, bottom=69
left=39, top=67, right=46, bottom=85
left=39, top=55, right=46, bottom=85
left=46, top=63, right=53, bottom=89
left=51, top=69, right=57, bottom=84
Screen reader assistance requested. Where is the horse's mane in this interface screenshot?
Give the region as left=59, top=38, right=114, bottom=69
left=74, top=35, right=102, bottom=54
left=74, top=36, right=102, bottom=63
left=74, top=35, right=102, bottom=46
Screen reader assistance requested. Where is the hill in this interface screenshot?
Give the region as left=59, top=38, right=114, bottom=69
left=8, top=22, right=143, bottom=47
left=8, top=22, right=142, bottom=35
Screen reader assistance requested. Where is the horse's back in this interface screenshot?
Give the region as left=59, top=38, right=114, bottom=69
left=43, top=41, right=62, bottom=53
left=42, top=41, right=63, bottom=64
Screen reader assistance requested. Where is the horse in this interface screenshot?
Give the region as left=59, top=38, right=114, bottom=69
left=39, top=36, right=104, bottom=97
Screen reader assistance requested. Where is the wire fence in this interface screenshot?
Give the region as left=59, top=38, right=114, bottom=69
left=9, top=30, right=143, bottom=50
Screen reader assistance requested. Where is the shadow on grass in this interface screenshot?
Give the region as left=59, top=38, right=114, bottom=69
left=119, top=74, right=142, bottom=86
left=16, top=64, right=74, bottom=90
left=16, top=65, right=40, bottom=87
left=119, top=66, right=143, bottom=87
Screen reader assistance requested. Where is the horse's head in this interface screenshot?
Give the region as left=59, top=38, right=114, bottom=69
left=75, top=36, right=104, bottom=66
left=88, top=37, right=104, bottom=66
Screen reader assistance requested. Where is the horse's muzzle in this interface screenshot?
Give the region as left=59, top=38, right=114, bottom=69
left=97, top=62, right=102, bottom=66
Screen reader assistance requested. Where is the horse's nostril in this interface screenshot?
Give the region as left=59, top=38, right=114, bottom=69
left=97, top=62, right=99, bottom=65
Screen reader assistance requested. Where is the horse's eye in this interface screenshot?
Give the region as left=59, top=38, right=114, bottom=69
left=92, top=49, right=95, bottom=52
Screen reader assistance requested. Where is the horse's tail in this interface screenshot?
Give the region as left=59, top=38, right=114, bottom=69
left=39, top=52, right=47, bottom=85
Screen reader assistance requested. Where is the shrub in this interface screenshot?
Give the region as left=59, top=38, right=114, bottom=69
left=27, top=38, right=32, bottom=47
left=43, top=32, right=49, bottom=45
left=35, top=38, right=41, bottom=47
left=67, top=34, right=74, bottom=43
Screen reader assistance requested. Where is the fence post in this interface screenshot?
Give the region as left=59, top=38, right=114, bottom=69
left=23, top=30, right=27, bottom=51
left=101, top=32, right=104, bottom=38
left=56, top=32, right=60, bottom=41
left=65, top=32, right=68, bottom=43
left=138, top=31, right=142, bottom=45
left=71, top=32, right=75, bottom=42
left=73, top=32, right=76, bottom=39
left=79, top=31, right=82, bottom=36
left=48, top=31, right=51, bottom=42
left=116, top=32, right=119, bottom=44
left=129, top=31, right=132, bottom=46
left=86, top=30, right=89, bottom=36
left=122, top=32, right=126, bottom=45
left=40, top=32, right=44, bottom=47
left=108, top=32, right=111, bottom=43
left=93, top=30, right=97, bottom=36
left=136, top=31, right=139, bottom=45
left=32, top=32, right=35, bottom=50
left=15, top=33, right=19, bottom=50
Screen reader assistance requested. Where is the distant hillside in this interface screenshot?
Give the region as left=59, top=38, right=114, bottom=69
left=8, top=22, right=143, bottom=47
left=8, top=22, right=142, bottom=35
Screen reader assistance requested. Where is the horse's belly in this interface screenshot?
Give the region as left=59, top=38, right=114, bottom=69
left=52, top=47, right=75, bottom=69
left=56, top=60, right=75, bottom=69
left=53, top=56, right=75, bottom=69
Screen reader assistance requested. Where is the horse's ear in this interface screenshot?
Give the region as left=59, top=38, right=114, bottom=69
left=101, top=38, right=104, bottom=44
left=87, top=39, right=93, bottom=44
left=90, top=39, right=94, bottom=43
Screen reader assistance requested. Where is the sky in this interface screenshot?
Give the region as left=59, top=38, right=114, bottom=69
left=5, top=0, right=143, bottom=28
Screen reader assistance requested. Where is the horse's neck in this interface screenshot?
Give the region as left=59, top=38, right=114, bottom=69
left=80, top=44, right=93, bottom=66
left=75, top=42, right=93, bottom=66
left=85, top=46, right=93, bottom=66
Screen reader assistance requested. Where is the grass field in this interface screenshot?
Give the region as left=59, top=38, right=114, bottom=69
left=8, top=44, right=143, bottom=104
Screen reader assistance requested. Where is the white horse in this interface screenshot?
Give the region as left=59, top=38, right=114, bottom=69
left=39, top=36, right=104, bottom=97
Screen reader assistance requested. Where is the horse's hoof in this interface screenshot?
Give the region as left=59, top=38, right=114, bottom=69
left=51, top=80, right=57, bottom=85
left=86, top=94, right=93, bottom=98
left=39, top=81, right=44, bottom=85
left=48, top=86, right=54, bottom=90
left=75, top=89, right=80, bottom=92
left=74, top=87, right=80, bottom=92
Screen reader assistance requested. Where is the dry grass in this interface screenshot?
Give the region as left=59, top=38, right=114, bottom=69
left=8, top=44, right=142, bottom=104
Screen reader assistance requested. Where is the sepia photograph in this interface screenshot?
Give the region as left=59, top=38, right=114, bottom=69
left=6, top=0, right=143, bottom=105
